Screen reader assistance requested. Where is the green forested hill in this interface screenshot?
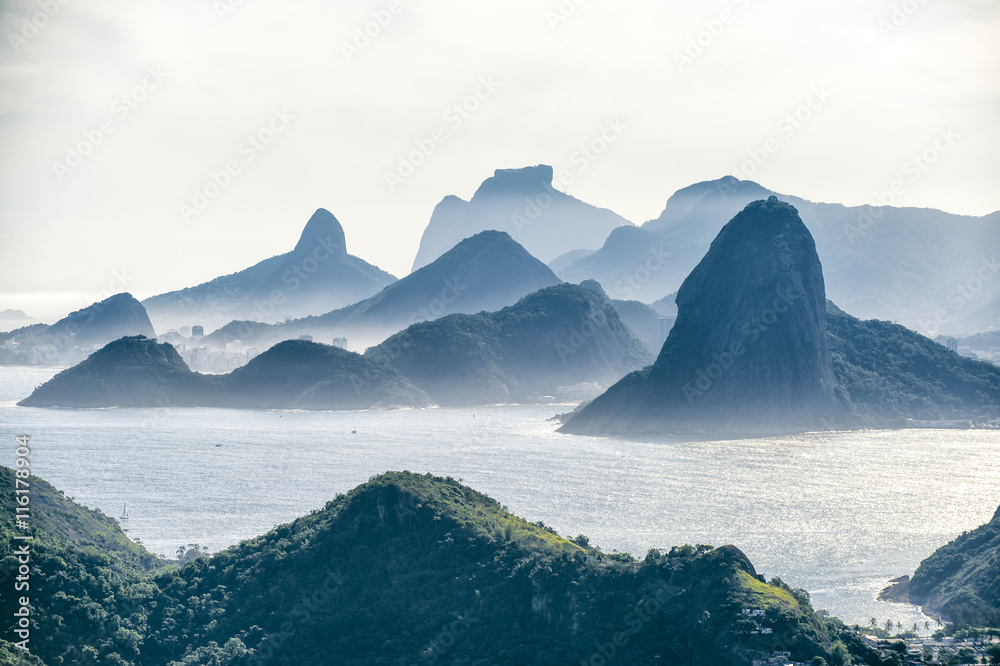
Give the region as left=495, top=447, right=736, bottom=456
left=827, top=303, right=1000, bottom=425
left=0, top=467, right=876, bottom=665
left=0, top=466, right=164, bottom=663
left=905, top=504, right=1000, bottom=627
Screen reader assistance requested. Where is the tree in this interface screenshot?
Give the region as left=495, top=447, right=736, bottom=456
left=884, top=618, right=894, bottom=633
left=956, top=646, right=977, bottom=664
left=829, top=642, right=851, bottom=666
left=987, top=644, right=1000, bottom=665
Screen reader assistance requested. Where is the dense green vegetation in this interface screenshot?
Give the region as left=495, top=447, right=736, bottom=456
left=827, top=303, right=1000, bottom=425
left=907, top=504, right=1000, bottom=627
left=2, top=467, right=883, bottom=665
left=0, top=466, right=165, bottom=664
left=366, top=282, right=653, bottom=405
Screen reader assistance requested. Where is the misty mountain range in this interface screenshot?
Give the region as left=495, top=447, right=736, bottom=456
left=555, top=175, right=999, bottom=336
left=19, top=198, right=1000, bottom=436
left=111, top=166, right=996, bottom=344
left=142, top=208, right=396, bottom=331
left=203, top=229, right=562, bottom=351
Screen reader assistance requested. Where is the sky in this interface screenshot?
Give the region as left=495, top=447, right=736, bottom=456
left=1, top=0, right=998, bottom=321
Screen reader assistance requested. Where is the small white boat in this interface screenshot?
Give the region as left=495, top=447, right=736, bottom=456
left=119, top=503, right=130, bottom=520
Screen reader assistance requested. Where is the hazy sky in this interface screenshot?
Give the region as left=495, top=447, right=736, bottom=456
left=1, top=0, right=998, bottom=320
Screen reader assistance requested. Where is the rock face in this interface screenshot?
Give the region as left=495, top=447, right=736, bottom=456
left=411, top=165, right=630, bottom=271
left=559, top=175, right=1000, bottom=334
left=142, top=208, right=396, bottom=331
left=206, top=230, right=563, bottom=350
left=561, top=198, right=846, bottom=436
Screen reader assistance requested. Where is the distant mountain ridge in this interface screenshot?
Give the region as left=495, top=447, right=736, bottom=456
left=366, top=281, right=653, bottom=405
left=556, top=176, right=1000, bottom=335
left=205, top=230, right=562, bottom=350
left=143, top=208, right=396, bottom=331
left=0, top=293, right=155, bottom=366
left=18, top=336, right=430, bottom=410
left=20, top=281, right=651, bottom=410
left=411, top=165, right=630, bottom=271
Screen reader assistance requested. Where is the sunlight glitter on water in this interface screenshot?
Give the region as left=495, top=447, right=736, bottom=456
left=2, top=367, right=997, bottom=630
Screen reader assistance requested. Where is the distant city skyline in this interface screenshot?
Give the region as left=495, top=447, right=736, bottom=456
left=1, top=0, right=998, bottom=320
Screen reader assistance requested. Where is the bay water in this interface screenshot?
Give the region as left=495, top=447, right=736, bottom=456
left=3, top=366, right=998, bottom=631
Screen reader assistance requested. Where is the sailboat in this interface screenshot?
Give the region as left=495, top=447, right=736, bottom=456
left=119, top=503, right=130, bottom=520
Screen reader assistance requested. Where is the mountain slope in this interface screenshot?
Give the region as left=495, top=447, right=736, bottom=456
left=18, top=337, right=430, bottom=410
left=17, top=335, right=215, bottom=408
left=0, top=466, right=164, bottom=664
left=1, top=466, right=881, bottom=665
left=207, top=230, right=562, bottom=350
left=412, top=165, right=630, bottom=270
left=135, top=471, right=850, bottom=666
left=0, top=293, right=156, bottom=366
left=904, top=503, right=1000, bottom=627
left=366, top=282, right=653, bottom=405
left=218, top=339, right=430, bottom=409
left=562, top=198, right=847, bottom=436
left=560, top=176, right=1000, bottom=335
left=142, top=208, right=397, bottom=331
left=827, top=303, right=1000, bottom=425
